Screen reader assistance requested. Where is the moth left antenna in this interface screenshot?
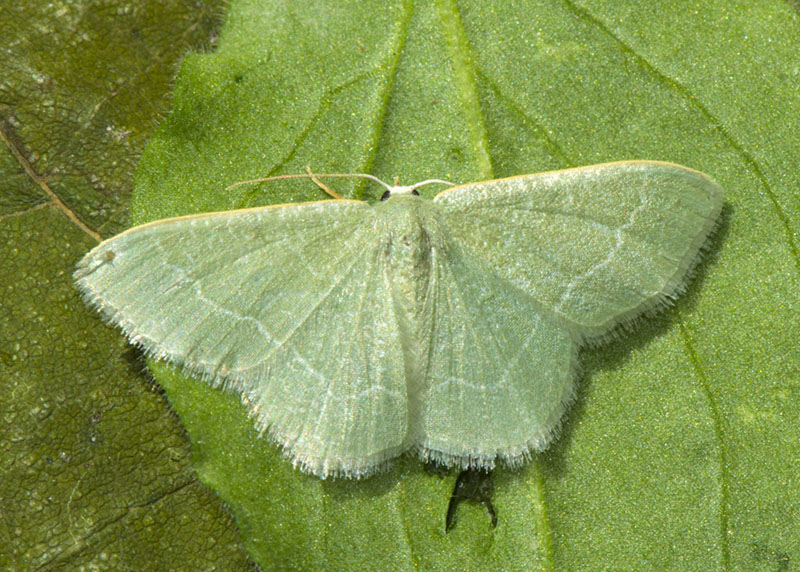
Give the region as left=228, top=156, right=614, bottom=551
left=225, top=169, right=396, bottom=199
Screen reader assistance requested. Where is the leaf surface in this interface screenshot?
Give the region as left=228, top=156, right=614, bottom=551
left=0, top=2, right=251, bottom=570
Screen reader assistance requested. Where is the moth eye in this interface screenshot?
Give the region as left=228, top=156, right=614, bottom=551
left=380, top=190, right=391, bottom=201
left=411, top=189, right=420, bottom=196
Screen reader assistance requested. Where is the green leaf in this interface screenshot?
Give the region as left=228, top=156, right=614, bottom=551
left=136, top=1, right=800, bottom=569
left=0, top=2, right=252, bottom=570
left=4, top=0, right=798, bottom=570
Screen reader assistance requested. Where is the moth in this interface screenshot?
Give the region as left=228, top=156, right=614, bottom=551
left=75, top=161, right=723, bottom=478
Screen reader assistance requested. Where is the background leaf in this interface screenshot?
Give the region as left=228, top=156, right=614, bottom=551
left=0, top=1, right=252, bottom=570
left=2, top=0, right=798, bottom=571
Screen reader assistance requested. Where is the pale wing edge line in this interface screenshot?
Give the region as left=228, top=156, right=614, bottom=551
left=271, top=420, right=410, bottom=479
left=432, top=160, right=721, bottom=200
left=98, top=198, right=370, bottom=243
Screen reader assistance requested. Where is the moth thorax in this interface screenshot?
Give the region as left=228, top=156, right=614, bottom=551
left=383, top=214, right=436, bottom=436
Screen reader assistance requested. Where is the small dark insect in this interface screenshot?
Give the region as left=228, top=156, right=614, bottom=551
left=446, top=469, right=497, bottom=532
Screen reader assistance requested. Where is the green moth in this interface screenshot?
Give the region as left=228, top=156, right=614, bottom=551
left=74, top=161, right=723, bottom=478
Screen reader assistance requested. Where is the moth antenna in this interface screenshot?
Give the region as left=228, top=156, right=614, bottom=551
left=411, top=179, right=456, bottom=190
left=306, top=167, right=342, bottom=200
left=225, top=171, right=395, bottom=194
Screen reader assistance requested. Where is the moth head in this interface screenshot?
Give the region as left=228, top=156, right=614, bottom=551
left=380, top=186, right=420, bottom=201
left=379, top=178, right=455, bottom=201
